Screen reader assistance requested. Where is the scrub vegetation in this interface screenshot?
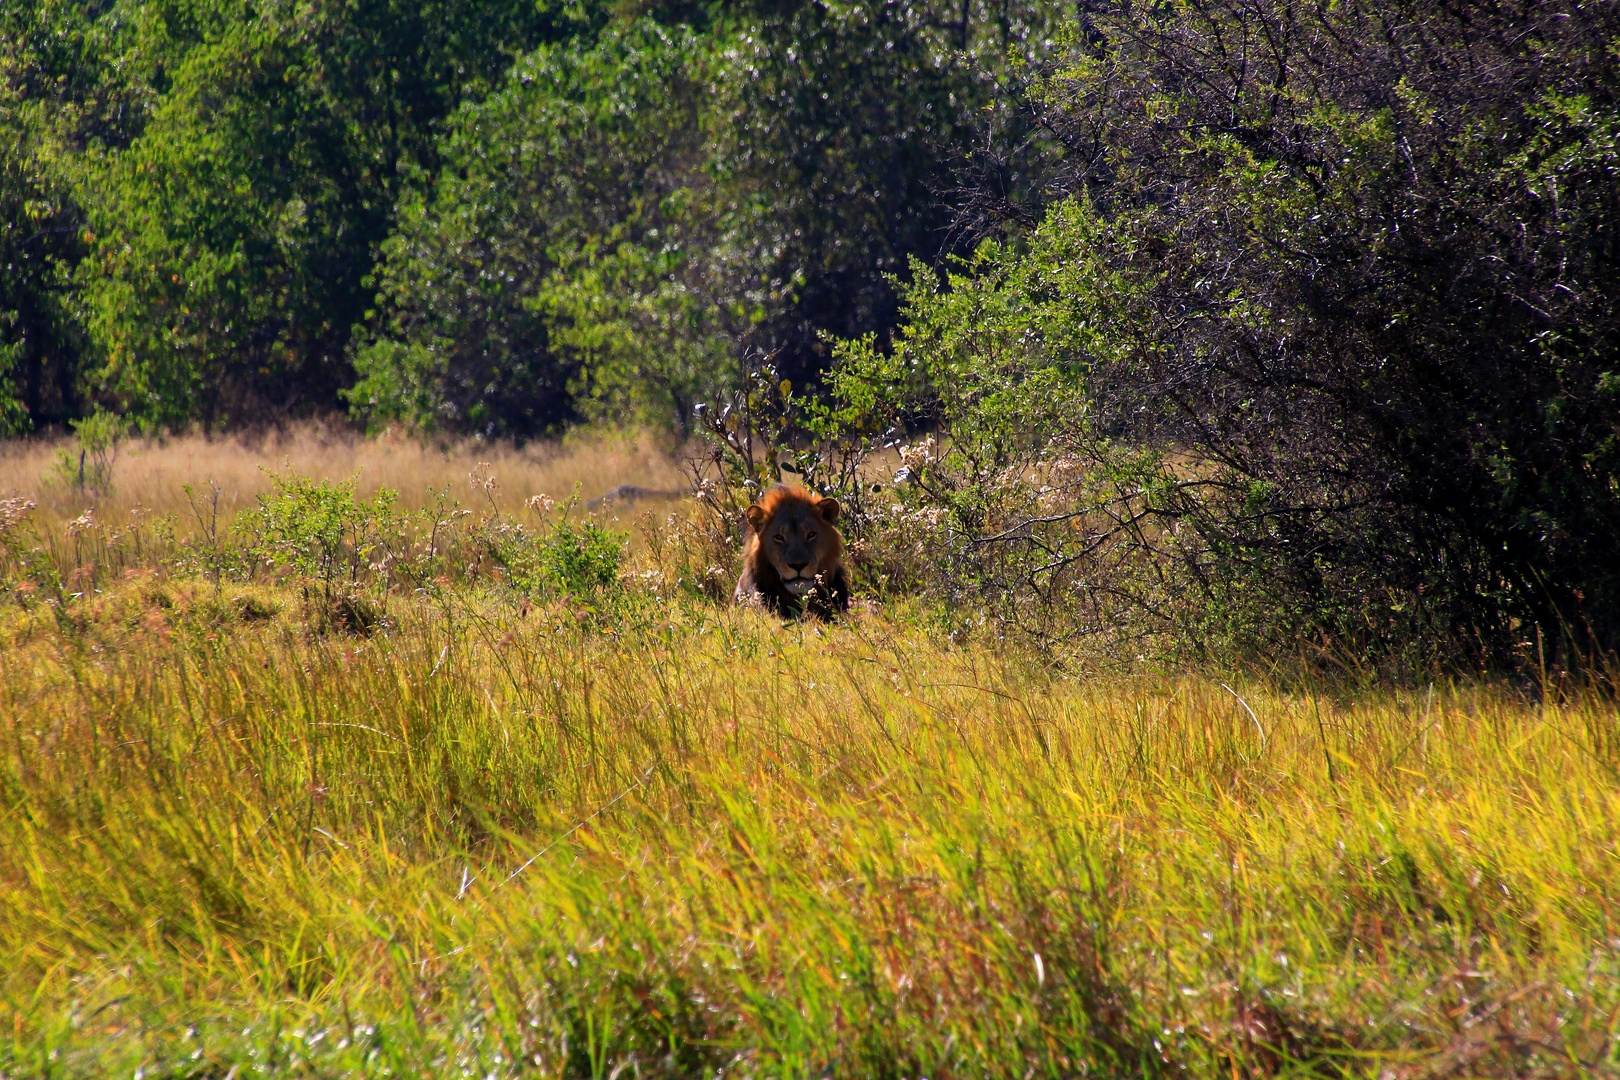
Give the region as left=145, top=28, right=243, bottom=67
left=0, top=434, right=1615, bottom=1077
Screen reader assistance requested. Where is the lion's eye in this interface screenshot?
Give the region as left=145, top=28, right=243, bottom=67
left=806, top=531, right=817, bottom=540
left=773, top=534, right=784, bottom=543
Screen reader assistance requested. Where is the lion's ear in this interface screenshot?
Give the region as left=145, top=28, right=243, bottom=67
left=815, top=497, right=841, bottom=524
left=744, top=504, right=767, bottom=531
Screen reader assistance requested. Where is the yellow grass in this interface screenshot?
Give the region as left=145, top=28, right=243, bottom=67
left=0, top=422, right=689, bottom=526
left=2, top=584, right=1617, bottom=1078
left=0, top=431, right=1615, bottom=1078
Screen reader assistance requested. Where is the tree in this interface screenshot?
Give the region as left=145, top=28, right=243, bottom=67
left=1, top=0, right=158, bottom=430
left=0, top=120, right=76, bottom=436
left=351, top=21, right=729, bottom=438
left=702, top=0, right=997, bottom=389
left=839, top=0, right=1620, bottom=665
left=352, top=0, right=1057, bottom=437
left=76, top=0, right=600, bottom=429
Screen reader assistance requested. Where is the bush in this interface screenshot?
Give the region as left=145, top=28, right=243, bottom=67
left=537, top=520, right=625, bottom=595
left=477, top=493, right=627, bottom=598
left=242, top=470, right=402, bottom=621
left=825, top=0, right=1620, bottom=670
left=497, top=520, right=626, bottom=598
left=49, top=409, right=123, bottom=494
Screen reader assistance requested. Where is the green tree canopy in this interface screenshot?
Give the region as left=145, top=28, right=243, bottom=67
left=1, top=0, right=160, bottom=430
left=74, top=0, right=602, bottom=429
left=350, top=0, right=1054, bottom=437
left=350, top=21, right=731, bottom=438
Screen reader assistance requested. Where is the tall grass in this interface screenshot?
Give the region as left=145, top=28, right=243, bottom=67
left=0, top=422, right=688, bottom=527
left=0, top=425, right=699, bottom=609
left=1, top=574, right=1616, bottom=1077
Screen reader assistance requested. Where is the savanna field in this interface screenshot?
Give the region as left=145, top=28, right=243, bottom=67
left=0, top=430, right=1613, bottom=1079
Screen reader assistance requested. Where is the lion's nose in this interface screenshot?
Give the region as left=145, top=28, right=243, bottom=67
left=787, top=560, right=810, bottom=573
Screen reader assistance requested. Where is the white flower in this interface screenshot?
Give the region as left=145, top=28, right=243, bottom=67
left=469, top=462, right=498, bottom=493
left=896, top=436, right=937, bottom=466
left=0, top=498, right=35, bottom=533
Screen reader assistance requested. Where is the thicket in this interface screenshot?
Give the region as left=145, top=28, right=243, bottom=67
left=740, top=0, right=1620, bottom=671
left=5, top=0, right=1619, bottom=667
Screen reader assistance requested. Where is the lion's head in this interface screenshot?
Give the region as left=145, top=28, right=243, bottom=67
left=734, top=486, right=850, bottom=617
left=744, top=486, right=843, bottom=598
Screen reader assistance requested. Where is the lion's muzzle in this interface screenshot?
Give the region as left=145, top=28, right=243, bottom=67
left=781, top=576, right=814, bottom=597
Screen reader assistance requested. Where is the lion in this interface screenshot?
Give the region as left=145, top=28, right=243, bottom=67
left=734, top=485, right=850, bottom=618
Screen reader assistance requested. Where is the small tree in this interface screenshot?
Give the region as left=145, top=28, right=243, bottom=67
left=52, top=408, right=123, bottom=495
left=245, top=469, right=399, bottom=622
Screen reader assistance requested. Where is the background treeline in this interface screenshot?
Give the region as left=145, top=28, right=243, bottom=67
left=4, top=0, right=1620, bottom=669
left=1, top=0, right=1044, bottom=434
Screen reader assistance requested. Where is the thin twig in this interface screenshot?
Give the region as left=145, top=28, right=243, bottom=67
left=1220, top=682, right=1267, bottom=750
left=492, top=763, right=657, bottom=891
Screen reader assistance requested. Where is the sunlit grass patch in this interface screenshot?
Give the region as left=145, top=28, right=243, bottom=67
left=1, top=581, right=1616, bottom=1077
left=0, top=422, right=688, bottom=535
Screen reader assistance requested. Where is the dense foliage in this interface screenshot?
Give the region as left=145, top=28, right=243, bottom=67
left=350, top=0, right=1040, bottom=437
left=349, top=21, right=729, bottom=437
left=4, top=0, right=1040, bottom=434
left=0, top=0, right=144, bottom=431
left=5, top=0, right=594, bottom=427
left=81, top=0, right=595, bottom=427
left=817, top=0, right=1620, bottom=666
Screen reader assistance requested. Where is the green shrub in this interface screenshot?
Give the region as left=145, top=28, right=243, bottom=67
left=486, top=508, right=626, bottom=598
left=242, top=469, right=401, bottom=613
left=49, top=409, right=123, bottom=494
left=541, top=519, right=624, bottom=594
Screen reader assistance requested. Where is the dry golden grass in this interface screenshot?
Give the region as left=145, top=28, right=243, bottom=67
left=0, top=422, right=690, bottom=527
left=0, top=427, right=1615, bottom=1078
left=0, top=580, right=1616, bottom=1078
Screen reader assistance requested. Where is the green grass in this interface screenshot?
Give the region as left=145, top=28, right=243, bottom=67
left=1, top=580, right=1617, bottom=1078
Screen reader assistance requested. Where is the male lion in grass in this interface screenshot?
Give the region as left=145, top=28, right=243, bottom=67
left=734, top=485, right=850, bottom=618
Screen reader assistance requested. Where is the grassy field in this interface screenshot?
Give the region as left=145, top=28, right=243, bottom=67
left=0, top=423, right=687, bottom=524
left=0, top=430, right=1617, bottom=1078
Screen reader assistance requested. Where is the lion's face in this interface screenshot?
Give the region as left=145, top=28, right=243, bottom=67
left=745, top=493, right=842, bottom=597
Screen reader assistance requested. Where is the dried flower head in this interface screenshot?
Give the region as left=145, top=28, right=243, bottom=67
left=1050, top=456, right=1084, bottom=477
left=897, top=437, right=937, bottom=467
left=0, top=498, right=36, bottom=532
